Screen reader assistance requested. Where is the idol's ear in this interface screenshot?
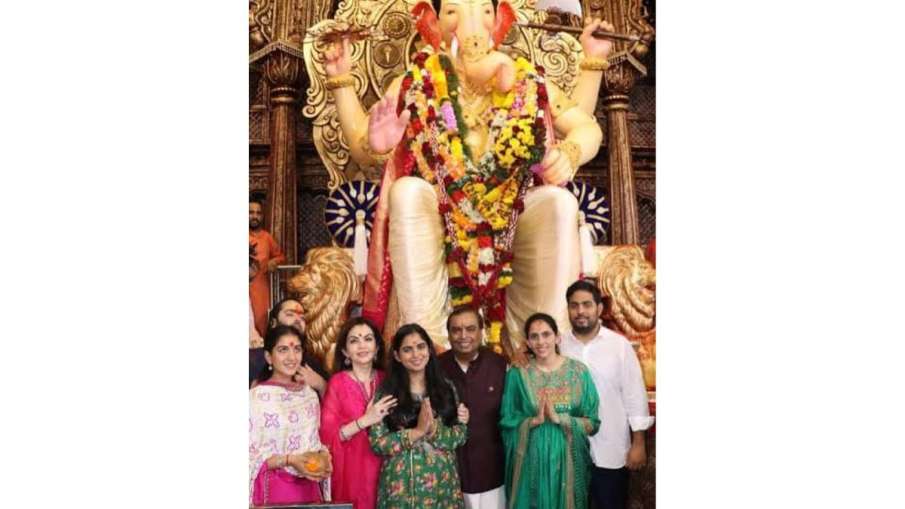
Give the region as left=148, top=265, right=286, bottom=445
left=411, top=1, right=442, bottom=51
left=492, top=1, right=516, bottom=48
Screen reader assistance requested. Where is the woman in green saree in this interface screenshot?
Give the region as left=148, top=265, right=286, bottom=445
left=500, top=313, right=600, bottom=509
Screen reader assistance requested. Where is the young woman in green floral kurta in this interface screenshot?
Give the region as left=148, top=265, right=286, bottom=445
left=501, top=313, right=600, bottom=509
left=369, top=323, right=469, bottom=509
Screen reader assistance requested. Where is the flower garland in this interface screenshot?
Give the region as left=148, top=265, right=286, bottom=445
left=397, top=51, right=549, bottom=349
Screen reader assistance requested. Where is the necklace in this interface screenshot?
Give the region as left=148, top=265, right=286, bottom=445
left=535, top=356, right=563, bottom=373
left=350, top=369, right=375, bottom=400
left=458, top=81, right=493, bottom=128
left=453, top=66, right=494, bottom=159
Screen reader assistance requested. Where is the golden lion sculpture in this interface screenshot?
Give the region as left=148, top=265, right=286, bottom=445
left=598, top=245, right=656, bottom=390
left=599, top=246, right=656, bottom=335
left=285, top=247, right=361, bottom=367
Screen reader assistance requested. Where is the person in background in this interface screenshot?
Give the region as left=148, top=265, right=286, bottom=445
left=250, top=244, right=264, bottom=349
left=249, top=297, right=329, bottom=396
left=249, top=194, right=285, bottom=336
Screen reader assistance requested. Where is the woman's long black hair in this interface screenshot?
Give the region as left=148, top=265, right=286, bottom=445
left=378, top=323, right=458, bottom=430
left=255, top=324, right=304, bottom=382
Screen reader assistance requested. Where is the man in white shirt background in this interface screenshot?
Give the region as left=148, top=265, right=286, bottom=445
left=560, top=280, right=655, bottom=509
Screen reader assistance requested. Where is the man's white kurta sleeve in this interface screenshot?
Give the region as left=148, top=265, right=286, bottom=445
left=622, top=340, right=655, bottom=431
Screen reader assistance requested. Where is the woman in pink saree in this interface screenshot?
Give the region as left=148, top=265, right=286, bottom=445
left=320, top=317, right=397, bottom=509
left=249, top=325, right=332, bottom=506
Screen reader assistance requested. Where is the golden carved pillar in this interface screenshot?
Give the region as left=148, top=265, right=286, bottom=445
left=586, top=0, right=653, bottom=244
left=264, top=47, right=302, bottom=263
left=603, top=69, right=640, bottom=243
left=250, top=0, right=332, bottom=263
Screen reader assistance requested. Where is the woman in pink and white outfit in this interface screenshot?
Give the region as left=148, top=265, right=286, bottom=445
left=249, top=325, right=331, bottom=506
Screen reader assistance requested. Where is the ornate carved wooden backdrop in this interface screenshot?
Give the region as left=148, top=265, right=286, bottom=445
left=250, top=0, right=655, bottom=258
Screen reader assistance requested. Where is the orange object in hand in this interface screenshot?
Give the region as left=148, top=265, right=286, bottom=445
left=300, top=451, right=329, bottom=476
left=304, top=457, right=321, bottom=473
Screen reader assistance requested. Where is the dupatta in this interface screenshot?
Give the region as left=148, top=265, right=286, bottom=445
left=249, top=381, right=326, bottom=505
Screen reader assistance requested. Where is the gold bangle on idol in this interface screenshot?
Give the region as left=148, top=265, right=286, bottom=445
left=579, top=57, right=610, bottom=72
left=325, top=73, right=355, bottom=91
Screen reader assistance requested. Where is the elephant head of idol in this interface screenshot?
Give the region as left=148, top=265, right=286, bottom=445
left=412, top=0, right=518, bottom=93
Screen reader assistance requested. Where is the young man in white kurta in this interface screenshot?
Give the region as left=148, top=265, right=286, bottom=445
left=560, top=280, right=654, bottom=509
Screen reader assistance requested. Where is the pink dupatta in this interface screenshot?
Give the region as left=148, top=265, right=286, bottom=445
left=319, top=370, right=386, bottom=508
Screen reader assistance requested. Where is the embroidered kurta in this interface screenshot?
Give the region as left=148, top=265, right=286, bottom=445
left=500, top=357, right=600, bottom=509
left=320, top=370, right=386, bottom=509
left=369, top=392, right=468, bottom=509
left=249, top=381, right=326, bottom=505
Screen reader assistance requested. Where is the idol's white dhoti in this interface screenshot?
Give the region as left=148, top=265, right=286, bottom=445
left=387, top=176, right=580, bottom=348
left=388, top=177, right=450, bottom=345
left=505, top=184, right=581, bottom=345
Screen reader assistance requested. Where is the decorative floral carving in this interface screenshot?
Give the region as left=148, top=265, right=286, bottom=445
left=264, top=50, right=302, bottom=91
left=250, top=174, right=269, bottom=192
left=603, top=57, right=639, bottom=95
left=250, top=0, right=274, bottom=44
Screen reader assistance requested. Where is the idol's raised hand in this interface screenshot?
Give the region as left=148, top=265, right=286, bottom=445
left=324, top=36, right=353, bottom=78
left=580, top=18, right=616, bottom=60
left=367, top=94, right=410, bottom=154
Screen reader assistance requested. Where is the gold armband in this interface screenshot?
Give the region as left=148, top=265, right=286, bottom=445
left=325, top=73, right=355, bottom=91
left=359, top=130, right=393, bottom=163
left=579, top=57, right=610, bottom=72
left=556, top=140, right=582, bottom=177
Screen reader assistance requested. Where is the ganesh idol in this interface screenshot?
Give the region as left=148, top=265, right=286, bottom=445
left=322, top=0, right=615, bottom=352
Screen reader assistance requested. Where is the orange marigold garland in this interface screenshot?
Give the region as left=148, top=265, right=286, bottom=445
left=397, top=51, right=549, bottom=349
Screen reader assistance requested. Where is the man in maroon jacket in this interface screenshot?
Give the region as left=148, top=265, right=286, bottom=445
left=438, top=306, right=508, bottom=509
